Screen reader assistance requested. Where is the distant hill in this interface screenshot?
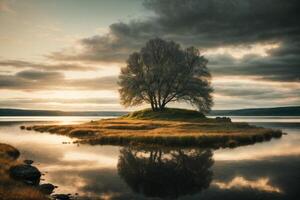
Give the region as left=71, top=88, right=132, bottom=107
left=210, top=106, right=300, bottom=116
left=0, top=108, right=127, bottom=116
left=0, top=106, right=299, bottom=116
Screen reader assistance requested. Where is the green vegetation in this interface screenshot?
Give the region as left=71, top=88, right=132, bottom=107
left=123, top=108, right=206, bottom=121
left=24, top=108, right=284, bottom=148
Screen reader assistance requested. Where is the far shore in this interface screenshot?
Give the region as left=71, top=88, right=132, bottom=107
left=22, top=108, right=284, bottom=148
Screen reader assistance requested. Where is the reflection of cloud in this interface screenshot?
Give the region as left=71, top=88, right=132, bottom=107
left=45, top=168, right=130, bottom=198
left=62, top=152, right=118, bottom=168
left=214, top=129, right=300, bottom=160
left=213, top=176, right=282, bottom=193
left=215, top=145, right=300, bottom=161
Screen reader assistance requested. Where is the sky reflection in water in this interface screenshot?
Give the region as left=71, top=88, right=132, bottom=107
left=0, top=116, right=299, bottom=199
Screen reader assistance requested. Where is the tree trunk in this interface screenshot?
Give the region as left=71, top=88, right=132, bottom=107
left=159, top=104, right=165, bottom=111
left=154, top=97, right=158, bottom=111
left=150, top=101, right=155, bottom=111
left=149, top=94, right=155, bottom=111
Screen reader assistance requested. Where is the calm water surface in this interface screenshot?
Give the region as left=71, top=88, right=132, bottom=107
left=0, top=116, right=299, bottom=200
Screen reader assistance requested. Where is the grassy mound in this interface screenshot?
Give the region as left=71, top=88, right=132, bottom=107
left=0, top=143, right=20, bottom=161
left=23, top=108, right=284, bottom=148
left=0, top=144, right=48, bottom=200
left=123, top=108, right=206, bottom=121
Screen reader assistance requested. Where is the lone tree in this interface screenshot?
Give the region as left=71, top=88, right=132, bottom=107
left=118, top=38, right=213, bottom=113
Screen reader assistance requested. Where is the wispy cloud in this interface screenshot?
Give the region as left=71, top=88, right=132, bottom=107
left=0, top=60, right=96, bottom=71
left=0, top=70, right=118, bottom=91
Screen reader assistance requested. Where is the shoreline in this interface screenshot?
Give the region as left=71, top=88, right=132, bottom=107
left=0, top=143, right=73, bottom=200
left=23, top=115, right=284, bottom=148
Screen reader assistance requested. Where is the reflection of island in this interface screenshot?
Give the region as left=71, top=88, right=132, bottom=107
left=117, top=146, right=214, bottom=199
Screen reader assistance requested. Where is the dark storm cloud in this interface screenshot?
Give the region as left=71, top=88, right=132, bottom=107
left=48, top=0, right=300, bottom=85
left=0, top=70, right=118, bottom=90
left=143, top=0, right=300, bottom=46
left=214, top=82, right=300, bottom=100
left=0, top=60, right=96, bottom=71
left=208, top=51, right=300, bottom=82
left=49, top=0, right=300, bottom=59
left=0, top=74, right=30, bottom=89
left=0, top=70, right=65, bottom=90
left=16, top=70, right=64, bottom=80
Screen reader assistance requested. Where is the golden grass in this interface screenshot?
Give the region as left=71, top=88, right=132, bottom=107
left=0, top=183, right=47, bottom=200
left=0, top=144, right=48, bottom=200
left=0, top=143, right=20, bottom=161
left=25, top=117, right=283, bottom=148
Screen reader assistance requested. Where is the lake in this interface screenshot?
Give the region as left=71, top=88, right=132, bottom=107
left=1, top=116, right=299, bottom=200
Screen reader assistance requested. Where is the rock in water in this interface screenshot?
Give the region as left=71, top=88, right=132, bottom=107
left=9, top=164, right=41, bottom=185
left=24, top=159, right=34, bottom=165
left=38, top=183, right=55, bottom=195
left=52, top=194, right=71, bottom=200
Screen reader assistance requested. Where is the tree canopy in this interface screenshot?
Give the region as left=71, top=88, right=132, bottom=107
left=118, top=38, right=213, bottom=113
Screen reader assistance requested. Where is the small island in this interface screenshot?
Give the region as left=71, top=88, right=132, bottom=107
left=24, top=108, right=283, bottom=148
left=22, top=39, right=283, bottom=148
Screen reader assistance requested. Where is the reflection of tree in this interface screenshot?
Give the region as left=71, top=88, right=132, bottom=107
left=117, top=146, right=214, bottom=199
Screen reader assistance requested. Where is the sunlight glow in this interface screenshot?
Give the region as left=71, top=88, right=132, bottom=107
left=63, top=63, right=121, bottom=79
left=204, top=42, right=280, bottom=59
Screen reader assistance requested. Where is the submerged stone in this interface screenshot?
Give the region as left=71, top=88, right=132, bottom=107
left=52, top=194, right=71, bottom=200
left=24, top=159, right=34, bottom=165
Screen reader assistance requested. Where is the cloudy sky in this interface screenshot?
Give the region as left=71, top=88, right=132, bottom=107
left=0, top=0, right=299, bottom=111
